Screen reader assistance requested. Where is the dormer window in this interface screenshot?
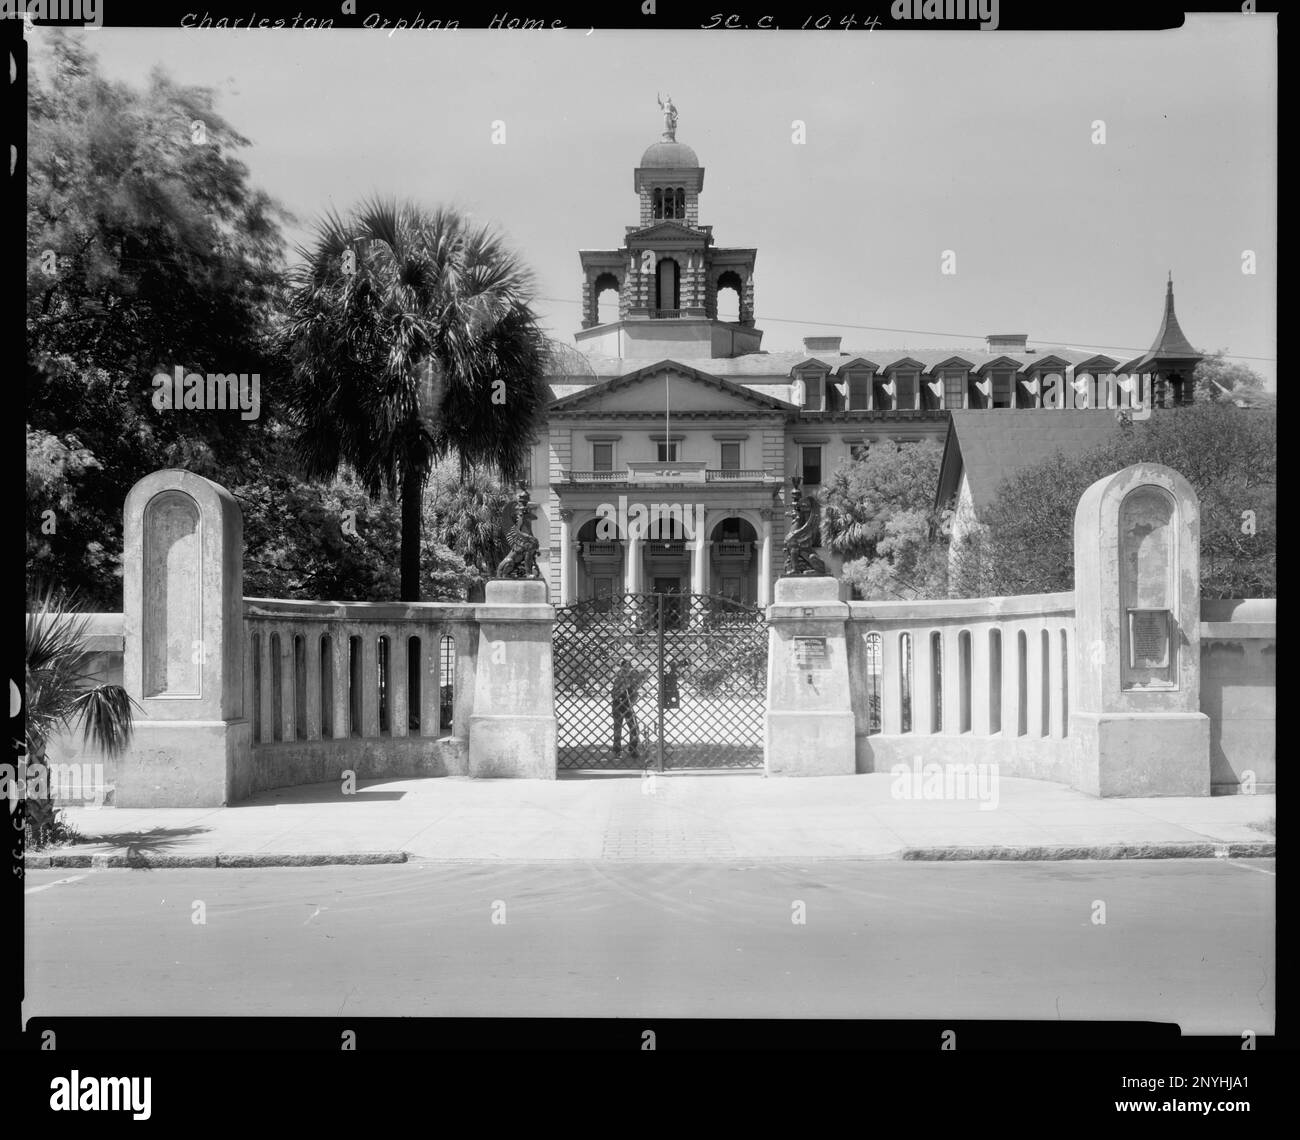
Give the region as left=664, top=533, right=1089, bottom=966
left=942, top=369, right=966, bottom=409
left=847, top=372, right=871, bottom=410
left=991, top=370, right=1014, bottom=408
left=800, top=373, right=826, bottom=411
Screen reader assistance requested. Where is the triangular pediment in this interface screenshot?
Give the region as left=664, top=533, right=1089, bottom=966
left=626, top=221, right=707, bottom=244
left=549, top=360, right=794, bottom=415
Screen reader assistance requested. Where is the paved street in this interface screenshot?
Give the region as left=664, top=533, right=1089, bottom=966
left=24, top=858, right=1274, bottom=1033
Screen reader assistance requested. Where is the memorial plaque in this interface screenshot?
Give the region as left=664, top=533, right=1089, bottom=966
left=792, top=637, right=829, bottom=672
left=1128, top=609, right=1170, bottom=669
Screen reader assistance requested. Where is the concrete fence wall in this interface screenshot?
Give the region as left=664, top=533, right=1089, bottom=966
left=847, top=593, right=1080, bottom=787
left=241, top=597, right=480, bottom=792
left=1199, top=598, right=1276, bottom=793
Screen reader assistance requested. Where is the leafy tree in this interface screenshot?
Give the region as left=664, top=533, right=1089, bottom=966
left=820, top=440, right=946, bottom=562
left=1192, top=350, right=1267, bottom=405
left=233, top=429, right=476, bottom=602
left=425, top=460, right=515, bottom=602
left=842, top=507, right=952, bottom=600
left=26, top=32, right=290, bottom=606
left=950, top=404, right=1275, bottom=599
left=281, top=199, right=550, bottom=600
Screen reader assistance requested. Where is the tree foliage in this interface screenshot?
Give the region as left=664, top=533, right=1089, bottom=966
left=1192, top=350, right=1269, bottom=405
left=280, top=198, right=550, bottom=599
left=951, top=404, right=1276, bottom=599
left=26, top=32, right=290, bottom=606
left=820, top=440, right=945, bottom=561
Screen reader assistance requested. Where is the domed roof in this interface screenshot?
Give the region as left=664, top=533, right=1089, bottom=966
left=639, top=139, right=700, bottom=169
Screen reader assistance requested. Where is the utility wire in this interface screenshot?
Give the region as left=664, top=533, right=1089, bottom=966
left=537, top=295, right=1276, bottom=366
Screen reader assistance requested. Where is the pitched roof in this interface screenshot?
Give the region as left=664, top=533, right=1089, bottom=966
left=548, top=346, right=1114, bottom=383
left=1121, top=275, right=1202, bottom=371
left=938, top=410, right=1124, bottom=517
left=548, top=358, right=795, bottom=413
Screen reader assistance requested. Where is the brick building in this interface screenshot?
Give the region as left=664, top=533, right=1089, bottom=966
left=527, top=104, right=1201, bottom=605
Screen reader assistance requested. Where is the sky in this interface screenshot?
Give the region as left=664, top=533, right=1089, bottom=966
left=48, top=17, right=1277, bottom=386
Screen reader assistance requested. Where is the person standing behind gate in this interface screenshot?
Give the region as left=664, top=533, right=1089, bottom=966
left=611, top=657, right=640, bottom=758
left=662, top=660, right=681, bottom=710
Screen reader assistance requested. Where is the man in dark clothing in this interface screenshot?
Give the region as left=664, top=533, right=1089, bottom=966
left=662, top=660, right=681, bottom=710
left=611, top=657, right=640, bottom=757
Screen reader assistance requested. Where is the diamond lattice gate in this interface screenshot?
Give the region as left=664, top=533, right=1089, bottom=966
left=553, top=593, right=769, bottom=771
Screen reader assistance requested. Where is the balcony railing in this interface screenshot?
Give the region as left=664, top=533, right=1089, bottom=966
left=565, top=470, right=628, bottom=483
left=650, top=308, right=682, bottom=319
left=582, top=541, right=620, bottom=557
left=565, top=468, right=778, bottom=484
left=705, top=469, right=771, bottom=482
left=714, top=541, right=753, bottom=557
left=647, top=540, right=687, bottom=556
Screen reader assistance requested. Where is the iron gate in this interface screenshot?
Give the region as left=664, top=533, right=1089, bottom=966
left=553, top=592, right=768, bottom=770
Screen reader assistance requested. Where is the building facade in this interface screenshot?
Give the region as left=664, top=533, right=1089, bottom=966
left=528, top=105, right=1202, bottom=605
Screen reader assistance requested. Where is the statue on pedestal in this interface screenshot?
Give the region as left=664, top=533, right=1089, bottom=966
left=495, top=484, right=542, bottom=580
left=781, top=476, right=827, bottom=577
left=657, top=93, right=678, bottom=141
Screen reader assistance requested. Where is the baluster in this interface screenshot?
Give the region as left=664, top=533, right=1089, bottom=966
left=331, top=628, right=350, bottom=740
left=361, top=629, right=380, bottom=738
left=913, top=629, right=934, bottom=735
left=258, top=625, right=275, bottom=744
left=421, top=628, right=441, bottom=738
left=304, top=623, right=322, bottom=742
left=971, top=625, right=992, bottom=736
left=390, top=630, right=409, bottom=738
left=279, top=624, right=296, bottom=742
left=879, top=629, right=901, bottom=735
left=942, top=627, right=961, bottom=735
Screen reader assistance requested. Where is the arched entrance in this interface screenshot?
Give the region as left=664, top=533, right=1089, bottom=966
left=656, top=257, right=680, bottom=313
left=709, top=517, right=759, bottom=605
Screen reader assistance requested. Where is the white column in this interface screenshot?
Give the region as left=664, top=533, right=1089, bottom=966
left=692, top=517, right=708, bottom=595
left=558, top=510, right=573, bottom=605
left=758, top=514, right=773, bottom=606
left=625, top=534, right=640, bottom=594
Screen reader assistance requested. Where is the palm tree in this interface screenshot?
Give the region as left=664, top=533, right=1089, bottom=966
left=281, top=199, right=550, bottom=600
left=24, top=588, right=136, bottom=846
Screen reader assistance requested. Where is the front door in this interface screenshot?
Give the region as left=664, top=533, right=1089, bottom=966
left=653, top=577, right=683, bottom=629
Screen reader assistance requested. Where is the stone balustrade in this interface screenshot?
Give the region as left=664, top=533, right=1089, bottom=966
left=846, top=593, right=1080, bottom=784
left=241, top=598, right=479, bottom=788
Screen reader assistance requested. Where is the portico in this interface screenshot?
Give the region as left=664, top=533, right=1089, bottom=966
left=554, top=492, right=779, bottom=606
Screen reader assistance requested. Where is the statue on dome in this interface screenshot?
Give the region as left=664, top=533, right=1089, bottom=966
left=657, top=92, right=678, bottom=140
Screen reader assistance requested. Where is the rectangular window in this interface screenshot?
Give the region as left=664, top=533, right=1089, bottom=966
left=592, top=443, right=613, bottom=471
left=801, top=445, right=822, bottom=486
left=720, top=442, right=741, bottom=470
left=656, top=441, right=678, bottom=462
left=849, top=442, right=869, bottom=461
left=848, top=373, right=871, bottom=410
left=894, top=372, right=917, bottom=410
left=943, top=371, right=965, bottom=409
left=801, top=376, right=824, bottom=411
left=991, top=371, right=1014, bottom=408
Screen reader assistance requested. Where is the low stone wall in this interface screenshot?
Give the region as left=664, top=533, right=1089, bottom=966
left=1200, top=599, right=1276, bottom=793
left=242, top=597, right=479, bottom=795
left=847, top=593, right=1080, bottom=785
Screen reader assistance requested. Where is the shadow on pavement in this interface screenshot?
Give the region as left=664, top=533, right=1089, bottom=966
left=71, top=825, right=213, bottom=855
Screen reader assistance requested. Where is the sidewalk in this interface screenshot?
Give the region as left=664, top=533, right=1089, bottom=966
left=27, top=773, right=1276, bottom=867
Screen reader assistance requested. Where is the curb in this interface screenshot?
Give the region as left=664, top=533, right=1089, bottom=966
left=25, top=851, right=408, bottom=869
left=900, top=840, right=1276, bottom=861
